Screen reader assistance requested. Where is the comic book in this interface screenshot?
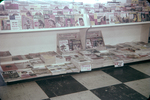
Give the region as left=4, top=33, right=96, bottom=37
left=71, top=39, right=82, bottom=51
left=55, top=15, right=65, bottom=27
left=65, top=15, right=75, bottom=27
left=22, top=15, right=34, bottom=29
left=0, top=14, right=9, bottom=30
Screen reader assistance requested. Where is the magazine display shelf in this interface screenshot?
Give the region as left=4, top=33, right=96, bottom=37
left=0, top=21, right=150, bottom=34
left=0, top=21, right=150, bottom=83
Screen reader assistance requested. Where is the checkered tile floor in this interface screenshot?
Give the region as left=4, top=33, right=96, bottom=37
left=0, top=61, right=150, bottom=100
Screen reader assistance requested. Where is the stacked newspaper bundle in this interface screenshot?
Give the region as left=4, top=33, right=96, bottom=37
left=40, top=54, right=56, bottom=65
left=0, top=51, right=12, bottom=63
left=46, top=64, right=66, bottom=75
left=71, top=54, right=91, bottom=71
left=65, top=63, right=80, bottom=73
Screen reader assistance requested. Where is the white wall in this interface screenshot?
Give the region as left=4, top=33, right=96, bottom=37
left=0, top=24, right=149, bottom=55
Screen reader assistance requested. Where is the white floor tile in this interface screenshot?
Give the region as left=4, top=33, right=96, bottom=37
left=72, top=70, right=121, bottom=90
left=50, top=90, right=101, bottom=100
left=130, top=62, right=150, bottom=76
left=0, top=81, right=48, bottom=100
left=125, top=78, right=150, bottom=98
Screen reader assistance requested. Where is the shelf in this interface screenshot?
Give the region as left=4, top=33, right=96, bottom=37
left=0, top=26, right=90, bottom=34
left=92, top=21, right=150, bottom=28
left=0, top=21, right=150, bottom=34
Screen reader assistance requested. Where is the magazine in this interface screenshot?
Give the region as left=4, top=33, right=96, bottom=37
left=29, top=53, right=40, bottom=59
left=12, top=55, right=23, bottom=61
left=32, top=68, right=51, bottom=76
left=0, top=51, right=11, bottom=57
left=74, top=14, right=85, bottom=26
left=2, top=70, right=20, bottom=80
left=10, top=20, right=22, bottom=30
left=44, top=14, right=56, bottom=28
left=32, top=11, right=45, bottom=29
left=89, top=14, right=96, bottom=25
left=22, top=15, right=34, bottom=29
left=1, top=20, right=11, bottom=30
left=1, top=64, right=18, bottom=71
left=72, top=39, right=82, bottom=51
left=55, top=15, right=65, bottom=27
left=15, top=62, right=33, bottom=69
left=17, top=68, right=36, bottom=79
left=4, top=1, right=19, bottom=10
left=29, top=4, right=41, bottom=11
left=96, top=13, right=106, bottom=25
left=0, top=5, right=4, bottom=11
left=65, top=15, right=75, bottom=27
left=109, top=13, right=116, bottom=24
left=59, top=40, right=70, bottom=52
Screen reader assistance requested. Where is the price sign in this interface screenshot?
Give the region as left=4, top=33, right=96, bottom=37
left=114, top=61, right=124, bottom=67
left=81, top=64, right=91, bottom=72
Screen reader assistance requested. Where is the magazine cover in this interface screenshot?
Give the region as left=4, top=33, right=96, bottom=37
left=96, top=13, right=106, bottom=25
left=141, top=12, right=146, bottom=21
left=0, top=5, right=4, bottom=11
left=15, top=62, right=33, bottom=69
left=41, top=4, right=50, bottom=10
left=1, top=20, right=11, bottom=30
left=32, top=10, right=44, bottom=29
left=72, top=2, right=83, bottom=14
left=29, top=4, right=41, bottom=11
left=59, top=40, right=70, bottom=52
left=22, top=15, right=34, bottom=29
left=74, top=14, right=85, bottom=26
left=12, top=55, right=23, bottom=61
left=145, top=12, right=150, bottom=21
left=65, top=15, right=75, bottom=27
left=72, top=39, right=82, bottom=51
left=137, top=12, right=141, bottom=22
left=86, top=39, right=92, bottom=49
left=2, top=70, right=20, bottom=80
left=17, top=68, right=36, bottom=79
left=44, top=14, right=56, bottom=28
left=10, top=20, right=21, bottom=30
left=109, top=13, right=116, bottom=24
left=19, top=4, right=30, bottom=11
left=4, top=1, right=19, bottom=10
left=120, top=12, right=129, bottom=23
left=53, top=9, right=63, bottom=15
left=1, top=64, right=18, bottom=71
left=114, top=12, right=122, bottom=24
left=88, top=14, right=96, bottom=25
left=43, top=10, right=52, bottom=15
left=55, top=15, right=65, bottom=27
